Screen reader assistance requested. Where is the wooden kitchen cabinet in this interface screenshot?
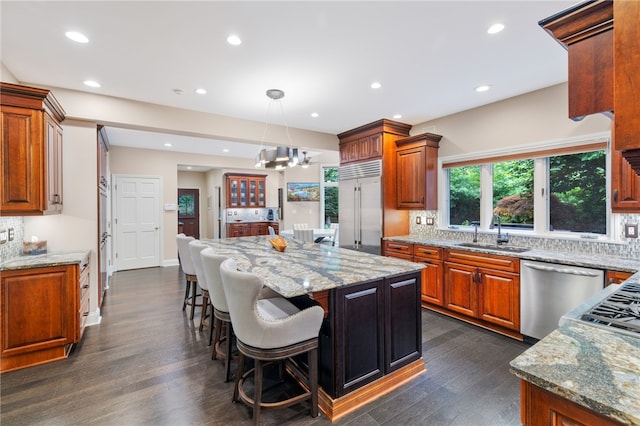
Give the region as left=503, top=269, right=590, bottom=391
left=226, top=221, right=276, bottom=238
left=323, top=270, right=421, bottom=397
left=605, top=270, right=632, bottom=286
left=520, top=380, right=626, bottom=426
left=1, top=258, right=90, bottom=372
left=413, top=244, right=444, bottom=307
left=395, top=133, right=442, bottom=210
left=540, top=0, right=640, bottom=174
left=1, top=82, right=66, bottom=216
left=611, top=146, right=640, bottom=212
left=444, top=249, right=520, bottom=334
left=225, top=173, right=266, bottom=208
left=339, top=134, right=383, bottom=164
left=382, top=240, right=413, bottom=261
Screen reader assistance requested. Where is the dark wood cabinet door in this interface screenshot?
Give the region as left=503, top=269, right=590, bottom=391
left=477, top=269, right=520, bottom=331
left=611, top=147, right=640, bottom=212
left=333, top=279, right=384, bottom=397
left=385, top=272, right=421, bottom=373
left=178, top=188, right=199, bottom=238
left=444, top=262, right=478, bottom=318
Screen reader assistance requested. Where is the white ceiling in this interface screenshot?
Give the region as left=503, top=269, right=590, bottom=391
left=1, top=0, right=575, bottom=162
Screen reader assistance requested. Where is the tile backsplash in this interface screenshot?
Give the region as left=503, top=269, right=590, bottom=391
left=410, top=211, right=640, bottom=260
left=0, top=216, right=25, bottom=263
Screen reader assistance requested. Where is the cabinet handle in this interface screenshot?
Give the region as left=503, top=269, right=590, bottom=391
left=613, top=189, right=618, bottom=203
left=476, top=272, right=482, bottom=283
left=421, top=196, right=425, bottom=204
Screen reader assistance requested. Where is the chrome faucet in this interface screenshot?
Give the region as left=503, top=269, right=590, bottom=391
left=471, top=221, right=480, bottom=243
left=492, top=214, right=509, bottom=245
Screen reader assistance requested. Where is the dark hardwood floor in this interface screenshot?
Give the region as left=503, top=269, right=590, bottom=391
left=1, top=266, right=530, bottom=425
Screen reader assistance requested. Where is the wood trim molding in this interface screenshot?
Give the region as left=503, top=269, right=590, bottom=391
left=318, top=359, right=426, bottom=422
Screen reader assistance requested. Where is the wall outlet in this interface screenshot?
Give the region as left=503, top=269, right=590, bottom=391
left=8, top=227, right=14, bottom=241
left=425, top=217, right=435, bottom=226
left=0, top=229, right=7, bottom=244
left=624, top=223, right=638, bottom=238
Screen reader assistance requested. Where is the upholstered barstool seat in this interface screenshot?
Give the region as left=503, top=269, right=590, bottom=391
left=220, top=258, right=324, bottom=425
left=176, top=234, right=202, bottom=320
left=188, top=240, right=212, bottom=334
left=200, top=248, right=234, bottom=382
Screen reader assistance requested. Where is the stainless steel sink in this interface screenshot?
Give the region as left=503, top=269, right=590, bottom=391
left=456, top=242, right=531, bottom=253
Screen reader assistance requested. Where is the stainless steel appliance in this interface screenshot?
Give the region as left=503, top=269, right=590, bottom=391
left=521, top=260, right=604, bottom=340
left=579, top=281, right=640, bottom=337
left=339, top=160, right=382, bottom=255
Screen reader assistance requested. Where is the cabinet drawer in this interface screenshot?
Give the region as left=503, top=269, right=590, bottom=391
left=445, top=249, right=519, bottom=273
left=414, top=245, right=442, bottom=260
left=383, top=241, right=413, bottom=258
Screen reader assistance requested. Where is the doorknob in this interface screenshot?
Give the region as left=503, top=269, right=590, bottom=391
left=155, top=227, right=159, bottom=230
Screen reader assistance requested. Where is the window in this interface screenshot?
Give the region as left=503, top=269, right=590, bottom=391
left=445, top=142, right=608, bottom=237
left=323, top=167, right=339, bottom=227
left=549, top=151, right=606, bottom=234
left=449, top=165, right=480, bottom=226
left=493, top=159, right=534, bottom=229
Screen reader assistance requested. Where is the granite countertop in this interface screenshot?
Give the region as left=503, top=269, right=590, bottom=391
left=203, top=235, right=424, bottom=297
left=384, top=235, right=640, bottom=276
left=510, top=320, right=640, bottom=425
left=0, top=250, right=91, bottom=272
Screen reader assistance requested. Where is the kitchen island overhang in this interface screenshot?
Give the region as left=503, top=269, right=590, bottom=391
left=203, top=236, right=426, bottom=421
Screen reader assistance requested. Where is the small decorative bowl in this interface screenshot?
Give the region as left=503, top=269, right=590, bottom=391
left=269, top=237, right=288, bottom=252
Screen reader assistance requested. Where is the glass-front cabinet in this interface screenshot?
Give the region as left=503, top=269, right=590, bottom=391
left=225, top=174, right=267, bottom=208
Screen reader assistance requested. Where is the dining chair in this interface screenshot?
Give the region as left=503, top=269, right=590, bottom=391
left=293, top=223, right=309, bottom=230
left=293, top=228, right=314, bottom=243
left=188, top=240, right=212, bottom=334
left=219, top=258, right=324, bottom=425
left=176, top=234, right=201, bottom=320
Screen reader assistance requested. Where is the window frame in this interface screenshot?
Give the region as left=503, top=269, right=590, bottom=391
left=440, top=133, right=612, bottom=240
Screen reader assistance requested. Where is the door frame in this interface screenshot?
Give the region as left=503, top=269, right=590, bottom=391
left=112, top=174, right=163, bottom=272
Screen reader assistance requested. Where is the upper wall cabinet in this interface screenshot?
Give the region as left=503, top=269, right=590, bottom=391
left=539, top=0, right=640, bottom=174
left=1, top=82, right=66, bottom=216
left=396, top=133, right=442, bottom=210
left=225, top=173, right=266, bottom=208
left=338, top=120, right=410, bottom=166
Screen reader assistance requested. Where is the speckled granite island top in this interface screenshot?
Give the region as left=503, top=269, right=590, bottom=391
left=203, top=236, right=424, bottom=298
left=0, top=250, right=90, bottom=271
left=510, top=321, right=640, bottom=425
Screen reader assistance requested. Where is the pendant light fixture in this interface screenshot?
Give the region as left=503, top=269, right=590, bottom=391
left=255, top=89, right=300, bottom=170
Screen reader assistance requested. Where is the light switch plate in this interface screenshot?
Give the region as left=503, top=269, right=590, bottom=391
left=0, top=229, right=7, bottom=244
left=624, top=223, right=638, bottom=238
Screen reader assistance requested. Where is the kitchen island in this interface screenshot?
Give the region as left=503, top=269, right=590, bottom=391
left=203, top=236, right=425, bottom=421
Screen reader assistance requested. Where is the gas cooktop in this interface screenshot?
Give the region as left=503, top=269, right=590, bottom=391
left=580, top=282, right=640, bottom=336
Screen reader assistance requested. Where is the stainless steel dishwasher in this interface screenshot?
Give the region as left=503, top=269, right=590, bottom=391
left=520, top=260, right=604, bottom=340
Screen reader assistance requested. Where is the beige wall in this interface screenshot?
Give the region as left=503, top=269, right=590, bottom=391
left=282, top=163, right=324, bottom=229
left=412, top=83, right=611, bottom=158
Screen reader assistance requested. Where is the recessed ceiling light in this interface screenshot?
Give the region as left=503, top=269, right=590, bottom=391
left=223, top=148, right=230, bottom=153
left=65, top=31, right=89, bottom=43
left=487, top=23, right=505, bottom=34
left=195, top=88, right=207, bottom=95
left=187, top=166, right=192, bottom=170
left=371, top=82, right=382, bottom=89
left=311, top=112, right=319, bottom=118
left=83, top=80, right=101, bottom=88
left=475, top=85, right=491, bottom=92
left=164, top=143, right=172, bottom=147
left=393, top=114, right=402, bottom=119
left=227, top=34, right=242, bottom=46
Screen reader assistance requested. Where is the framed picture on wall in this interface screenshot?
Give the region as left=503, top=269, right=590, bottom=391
left=287, top=182, right=320, bottom=202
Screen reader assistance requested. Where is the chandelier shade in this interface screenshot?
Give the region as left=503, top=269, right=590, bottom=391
left=255, top=89, right=303, bottom=170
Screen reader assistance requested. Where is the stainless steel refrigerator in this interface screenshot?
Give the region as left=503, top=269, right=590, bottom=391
left=339, top=160, right=382, bottom=255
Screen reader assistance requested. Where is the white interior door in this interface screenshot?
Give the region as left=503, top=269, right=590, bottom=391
left=114, top=175, right=161, bottom=270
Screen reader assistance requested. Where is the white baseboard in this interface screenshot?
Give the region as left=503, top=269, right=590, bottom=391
left=164, top=258, right=179, bottom=267
left=86, top=309, right=102, bottom=327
